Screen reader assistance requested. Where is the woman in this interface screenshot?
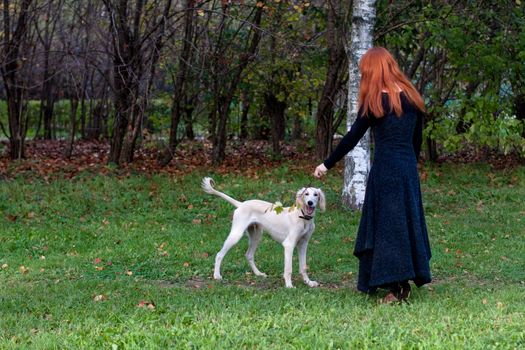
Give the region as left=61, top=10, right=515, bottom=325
left=314, top=47, right=431, bottom=303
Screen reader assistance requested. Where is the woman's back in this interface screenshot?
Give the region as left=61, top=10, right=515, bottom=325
left=372, top=93, right=421, bottom=164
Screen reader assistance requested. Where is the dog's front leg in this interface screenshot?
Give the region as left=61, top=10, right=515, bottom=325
left=282, top=236, right=298, bottom=288
left=298, top=238, right=319, bottom=288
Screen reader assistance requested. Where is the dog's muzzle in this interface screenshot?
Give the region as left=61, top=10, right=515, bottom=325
left=300, top=205, right=315, bottom=220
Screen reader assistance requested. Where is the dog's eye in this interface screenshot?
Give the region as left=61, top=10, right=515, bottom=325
left=314, top=193, right=318, bottom=196
left=305, top=193, right=309, bottom=196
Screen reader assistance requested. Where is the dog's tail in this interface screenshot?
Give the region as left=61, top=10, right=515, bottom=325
left=201, top=177, right=241, bottom=208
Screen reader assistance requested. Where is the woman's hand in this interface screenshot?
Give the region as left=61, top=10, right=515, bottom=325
left=313, top=163, right=328, bottom=178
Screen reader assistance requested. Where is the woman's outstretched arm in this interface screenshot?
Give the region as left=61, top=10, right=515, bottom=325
left=323, top=113, right=371, bottom=170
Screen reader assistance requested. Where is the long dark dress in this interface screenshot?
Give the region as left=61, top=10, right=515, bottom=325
left=324, top=92, right=432, bottom=293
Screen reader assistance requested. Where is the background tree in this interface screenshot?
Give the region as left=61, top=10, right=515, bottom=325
left=0, top=0, right=35, bottom=159
left=342, top=0, right=375, bottom=210
left=103, top=0, right=173, bottom=165
left=207, top=1, right=265, bottom=165
left=160, top=0, right=197, bottom=166
left=315, top=0, right=349, bottom=160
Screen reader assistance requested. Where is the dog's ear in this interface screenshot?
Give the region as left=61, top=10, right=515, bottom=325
left=296, top=188, right=306, bottom=207
left=318, top=189, right=326, bottom=212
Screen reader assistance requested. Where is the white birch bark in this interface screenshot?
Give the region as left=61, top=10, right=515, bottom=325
left=342, top=0, right=376, bottom=210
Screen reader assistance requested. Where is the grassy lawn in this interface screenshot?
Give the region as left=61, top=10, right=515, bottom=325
left=0, top=163, right=524, bottom=349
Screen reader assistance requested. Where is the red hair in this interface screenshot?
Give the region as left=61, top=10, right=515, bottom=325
left=358, top=47, right=425, bottom=117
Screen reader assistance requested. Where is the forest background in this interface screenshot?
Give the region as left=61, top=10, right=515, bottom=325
left=0, top=0, right=523, bottom=172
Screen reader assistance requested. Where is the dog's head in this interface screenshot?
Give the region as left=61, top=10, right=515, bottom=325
left=296, top=187, right=326, bottom=216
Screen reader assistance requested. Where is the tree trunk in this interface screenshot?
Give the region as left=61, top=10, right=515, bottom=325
left=106, top=0, right=134, bottom=164
left=6, top=91, right=25, bottom=160
left=239, top=91, right=250, bottom=140
left=264, top=92, right=286, bottom=156
left=119, top=105, right=142, bottom=164
left=315, top=2, right=347, bottom=160
left=212, top=96, right=231, bottom=165
left=106, top=0, right=172, bottom=165
left=43, top=99, right=54, bottom=140
left=211, top=2, right=264, bottom=165
left=160, top=0, right=195, bottom=166
left=291, top=113, right=302, bottom=140
left=80, top=95, right=86, bottom=139
left=426, top=136, right=438, bottom=162
left=184, top=103, right=195, bottom=140
left=1, top=0, right=33, bottom=160
left=342, top=0, right=376, bottom=210
left=65, top=98, right=79, bottom=159
left=108, top=79, right=132, bottom=164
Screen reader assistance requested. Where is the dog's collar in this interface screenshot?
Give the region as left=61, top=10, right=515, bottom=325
left=299, top=209, right=313, bottom=221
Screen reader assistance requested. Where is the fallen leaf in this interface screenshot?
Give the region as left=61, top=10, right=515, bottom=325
left=137, top=300, right=155, bottom=309
left=125, top=270, right=133, bottom=276
left=40, top=255, right=46, bottom=260
left=183, top=262, right=190, bottom=267
left=93, top=294, right=107, bottom=302
left=6, top=214, right=17, bottom=222
left=19, top=265, right=29, bottom=274
left=482, top=298, right=488, bottom=305
left=27, top=212, right=36, bottom=219
left=95, top=266, right=105, bottom=271
left=1, top=263, right=8, bottom=269
left=93, top=257, right=102, bottom=264
left=192, top=219, right=202, bottom=224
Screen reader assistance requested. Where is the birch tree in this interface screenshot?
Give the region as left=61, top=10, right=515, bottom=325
left=342, top=0, right=376, bottom=210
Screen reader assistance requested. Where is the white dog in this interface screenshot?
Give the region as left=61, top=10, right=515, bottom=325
left=201, top=177, right=325, bottom=288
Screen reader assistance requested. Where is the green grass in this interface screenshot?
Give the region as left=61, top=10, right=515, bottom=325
left=0, top=163, right=524, bottom=349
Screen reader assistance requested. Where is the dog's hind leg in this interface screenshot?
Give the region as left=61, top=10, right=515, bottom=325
left=246, top=224, right=267, bottom=277
left=214, top=212, right=249, bottom=280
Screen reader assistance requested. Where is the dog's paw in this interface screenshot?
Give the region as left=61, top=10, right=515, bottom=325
left=255, top=272, right=268, bottom=278
left=213, top=274, right=223, bottom=280
left=285, top=284, right=295, bottom=289
left=306, top=280, right=319, bottom=288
